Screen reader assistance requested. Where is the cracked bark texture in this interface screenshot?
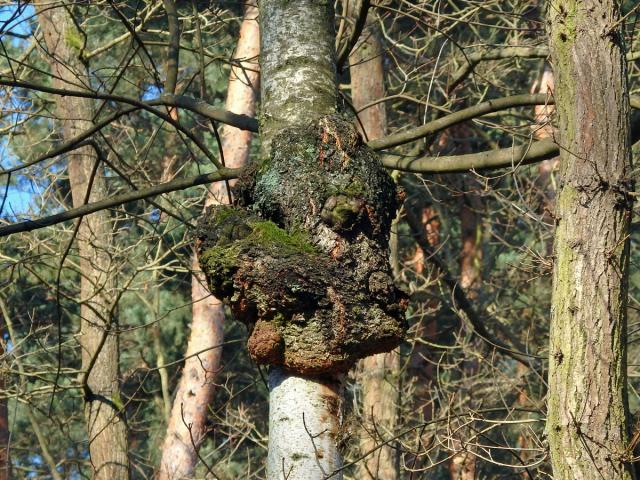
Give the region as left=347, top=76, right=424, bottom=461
left=547, top=1, right=635, bottom=479
left=198, top=119, right=405, bottom=374
left=197, top=1, right=406, bottom=478
left=36, top=3, right=129, bottom=479
left=349, top=11, right=400, bottom=480
left=0, top=326, right=8, bottom=480
left=157, top=4, right=259, bottom=479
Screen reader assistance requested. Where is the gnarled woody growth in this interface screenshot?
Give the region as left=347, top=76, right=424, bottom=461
left=196, top=116, right=406, bottom=374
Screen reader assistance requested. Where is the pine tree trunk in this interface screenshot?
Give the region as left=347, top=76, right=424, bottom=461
left=449, top=128, right=481, bottom=480
left=349, top=12, right=399, bottom=480
left=35, top=3, right=129, bottom=479
left=547, top=1, right=635, bottom=479
left=0, top=326, right=8, bottom=480
left=157, top=4, right=259, bottom=479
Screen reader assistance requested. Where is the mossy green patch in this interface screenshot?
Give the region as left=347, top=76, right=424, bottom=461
left=247, top=220, right=316, bottom=254
left=64, top=25, right=84, bottom=53
left=200, top=244, right=239, bottom=295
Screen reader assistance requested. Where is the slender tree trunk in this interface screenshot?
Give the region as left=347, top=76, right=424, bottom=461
left=36, top=4, right=129, bottom=479
left=514, top=68, right=557, bottom=477
left=532, top=65, right=558, bottom=225
left=448, top=212, right=480, bottom=480
left=349, top=12, right=399, bottom=480
left=260, top=3, right=343, bottom=479
left=157, top=4, right=259, bottom=479
left=0, top=324, right=8, bottom=480
left=547, top=2, right=635, bottom=479
left=259, top=0, right=338, bottom=156
left=448, top=127, right=481, bottom=480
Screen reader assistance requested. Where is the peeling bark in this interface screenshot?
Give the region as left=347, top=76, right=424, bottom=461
left=547, top=1, right=635, bottom=479
left=157, top=4, right=259, bottom=479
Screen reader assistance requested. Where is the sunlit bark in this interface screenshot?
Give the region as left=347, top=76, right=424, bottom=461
left=157, top=4, right=259, bottom=479
left=36, top=3, right=129, bottom=478
left=350, top=11, right=399, bottom=480
left=547, top=1, right=635, bottom=478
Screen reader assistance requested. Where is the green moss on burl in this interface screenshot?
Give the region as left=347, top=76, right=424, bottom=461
left=249, top=220, right=315, bottom=254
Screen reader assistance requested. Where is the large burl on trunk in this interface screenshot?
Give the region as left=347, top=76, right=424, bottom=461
left=197, top=116, right=406, bottom=374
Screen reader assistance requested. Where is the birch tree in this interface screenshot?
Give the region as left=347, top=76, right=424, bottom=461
left=196, top=1, right=405, bottom=478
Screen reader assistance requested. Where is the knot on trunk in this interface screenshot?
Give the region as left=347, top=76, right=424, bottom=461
left=197, top=116, right=406, bottom=375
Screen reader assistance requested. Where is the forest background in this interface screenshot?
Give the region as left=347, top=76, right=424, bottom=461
left=1, top=0, right=640, bottom=479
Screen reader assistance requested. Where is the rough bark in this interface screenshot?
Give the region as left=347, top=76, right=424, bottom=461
left=349, top=12, right=399, bottom=480
left=547, top=2, right=635, bottom=479
left=0, top=326, right=8, bottom=480
left=157, top=4, right=259, bottom=479
left=436, top=126, right=481, bottom=480
left=198, top=124, right=405, bottom=374
left=36, top=3, right=129, bottom=479
left=197, top=1, right=406, bottom=478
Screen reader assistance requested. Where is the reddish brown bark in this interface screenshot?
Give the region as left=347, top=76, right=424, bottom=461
left=350, top=11, right=400, bottom=480
left=449, top=188, right=481, bottom=480
left=0, top=328, right=8, bottom=480
left=157, top=4, right=259, bottom=479
left=547, top=1, right=634, bottom=478
left=450, top=142, right=481, bottom=480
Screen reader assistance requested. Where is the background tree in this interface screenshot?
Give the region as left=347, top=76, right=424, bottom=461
left=35, top=2, right=130, bottom=478
left=348, top=5, right=400, bottom=479
left=158, top=3, right=259, bottom=479
left=547, top=1, right=635, bottom=478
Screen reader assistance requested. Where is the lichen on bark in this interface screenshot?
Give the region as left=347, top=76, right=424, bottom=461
left=197, top=115, right=406, bottom=375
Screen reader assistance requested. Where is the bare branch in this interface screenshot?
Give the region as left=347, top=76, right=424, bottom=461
left=369, top=93, right=554, bottom=151
left=382, top=139, right=558, bottom=174
left=0, top=77, right=259, bottom=132
left=0, top=168, right=242, bottom=237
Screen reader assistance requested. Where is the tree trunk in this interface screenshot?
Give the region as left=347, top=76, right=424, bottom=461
left=532, top=65, right=558, bottom=226
left=449, top=127, right=481, bottom=480
left=267, top=368, right=344, bottom=479
left=157, top=4, right=259, bottom=479
left=547, top=1, right=635, bottom=479
left=36, top=3, right=129, bottom=479
left=259, top=0, right=338, bottom=155
left=0, top=325, right=8, bottom=480
left=448, top=214, right=480, bottom=480
left=198, top=2, right=404, bottom=479
left=260, top=2, right=343, bottom=479
left=349, top=12, right=399, bottom=480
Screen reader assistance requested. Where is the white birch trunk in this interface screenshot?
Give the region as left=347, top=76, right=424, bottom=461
left=259, top=3, right=344, bottom=478
left=267, top=368, right=343, bottom=480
